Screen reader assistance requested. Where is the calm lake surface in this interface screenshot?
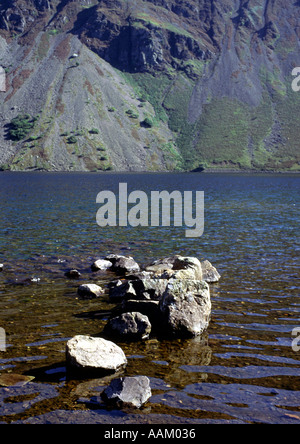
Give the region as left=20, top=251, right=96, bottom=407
left=0, top=172, right=299, bottom=424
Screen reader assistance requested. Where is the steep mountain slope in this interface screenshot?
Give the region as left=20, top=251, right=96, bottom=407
left=0, top=0, right=300, bottom=171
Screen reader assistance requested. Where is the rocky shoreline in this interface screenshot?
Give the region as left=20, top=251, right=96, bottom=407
left=63, top=253, right=221, bottom=408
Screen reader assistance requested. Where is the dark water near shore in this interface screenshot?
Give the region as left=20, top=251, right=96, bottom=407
left=0, top=172, right=299, bottom=424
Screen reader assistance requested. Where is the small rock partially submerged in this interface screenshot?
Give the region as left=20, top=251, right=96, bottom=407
left=65, top=269, right=81, bottom=279
left=101, top=376, right=152, bottom=409
left=77, top=284, right=104, bottom=299
left=91, top=254, right=140, bottom=274
left=91, top=259, right=112, bottom=271
left=66, top=335, right=127, bottom=375
left=201, top=260, right=221, bottom=283
left=106, top=254, right=140, bottom=274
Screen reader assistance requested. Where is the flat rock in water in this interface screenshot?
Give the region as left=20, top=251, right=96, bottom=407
left=66, top=335, right=127, bottom=374
left=0, top=374, right=35, bottom=387
left=101, top=376, right=152, bottom=408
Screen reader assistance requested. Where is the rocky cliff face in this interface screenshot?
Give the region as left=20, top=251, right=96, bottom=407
left=0, top=0, right=299, bottom=171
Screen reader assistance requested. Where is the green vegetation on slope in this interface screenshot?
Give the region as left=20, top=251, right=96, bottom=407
left=9, top=114, right=39, bottom=141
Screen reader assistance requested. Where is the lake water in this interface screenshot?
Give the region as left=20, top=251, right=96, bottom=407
left=0, top=172, right=299, bottom=424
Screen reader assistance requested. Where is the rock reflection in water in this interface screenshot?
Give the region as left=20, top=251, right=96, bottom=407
left=123, top=334, right=212, bottom=388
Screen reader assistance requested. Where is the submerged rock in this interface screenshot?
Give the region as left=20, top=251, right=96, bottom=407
left=101, top=376, right=152, bottom=408
left=159, top=279, right=211, bottom=337
left=104, top=312, right=151, bottom=340
left=0, top=374, right=35, bottom=387
left=66, top=335, right=127, bottom=374
left=77, top=283, right=104, bottom=299
left=65, top=269, right=81, bottom=279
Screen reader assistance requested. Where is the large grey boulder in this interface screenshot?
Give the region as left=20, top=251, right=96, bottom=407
left=104, top=312, right=151, bottom=340
left=101, top=376, right=152, bottom=408
left=159, top=279, right=211, bottom=337
left=66, top=335, right=127, bottom=374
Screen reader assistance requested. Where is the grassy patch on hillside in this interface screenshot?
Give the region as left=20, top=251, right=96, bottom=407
left=122, top=69, right=300, bottom=171
left=193, top=98, right=251, bottom=169
left=274, top=85, right=300, bottom=162
left=122, top=72, right=170, bottom=123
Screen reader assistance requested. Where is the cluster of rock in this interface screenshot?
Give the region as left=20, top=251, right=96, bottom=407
left=72, top=254, right=221, bottom=339
left=83, top=253, right=220, bottom=339
left=65, top=253, right=220, bottom=408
